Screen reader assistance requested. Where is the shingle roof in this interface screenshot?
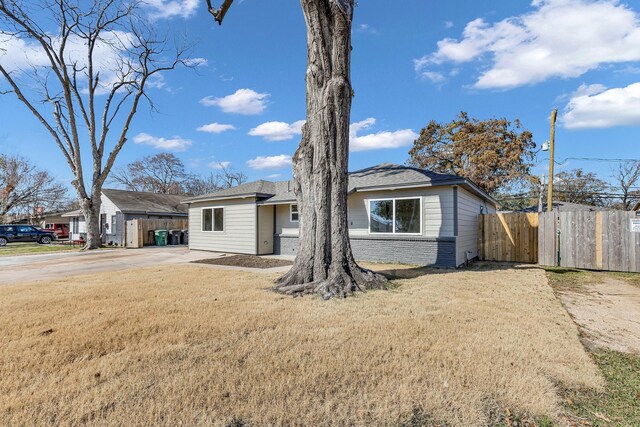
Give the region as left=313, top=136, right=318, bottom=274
left=348, top=163, right=462, bottom=191
left=182, top=180, right=278, bottom=203
left=182, top=163, right=496, bottom=206
left=102, top=189, right=188, bottom=215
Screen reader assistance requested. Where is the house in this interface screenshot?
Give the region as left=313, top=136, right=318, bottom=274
left=64, top=189, right=188, bottom=245
left=182, top=163, right=498, bottom=267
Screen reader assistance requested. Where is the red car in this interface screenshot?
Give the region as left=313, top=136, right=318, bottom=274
left=43, top=223, right=70, bottom=239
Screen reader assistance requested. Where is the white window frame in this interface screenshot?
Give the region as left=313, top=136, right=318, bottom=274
left=111, top=215, right=117, bottom=235
left=201, top=206, right=225, bottom=233
left=367, top=197, right=423, bottom=236
left=290, top=204, right=299, bottom=223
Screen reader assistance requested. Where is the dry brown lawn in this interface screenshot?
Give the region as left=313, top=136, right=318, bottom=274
left=0, top=264, right=602, bottom=426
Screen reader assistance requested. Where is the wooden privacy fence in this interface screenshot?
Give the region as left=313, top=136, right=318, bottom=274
left=479, top=211, right=640, bottom=272
left=478, top=213, right=539, bottom=263
left=126, top=219, right=189, bottom=248
left=539, top=211, right=640, bottom=272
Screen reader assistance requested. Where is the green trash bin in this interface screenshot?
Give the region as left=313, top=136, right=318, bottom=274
left=154, top=230, right=168, bottom=246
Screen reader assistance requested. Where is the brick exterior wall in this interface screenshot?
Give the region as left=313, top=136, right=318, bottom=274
left=274, top=235, right=457, bottom=268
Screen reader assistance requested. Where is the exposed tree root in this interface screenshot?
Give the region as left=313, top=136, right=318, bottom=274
left=274, top=261, right=388, bottom=299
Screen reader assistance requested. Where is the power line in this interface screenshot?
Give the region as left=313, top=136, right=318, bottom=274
left=537, top=157, right=640, bottom=166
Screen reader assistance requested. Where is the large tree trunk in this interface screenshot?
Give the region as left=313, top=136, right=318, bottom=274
left=274, top=0, right=387, bottom=299
left=78, top=193, right=102, bottom=250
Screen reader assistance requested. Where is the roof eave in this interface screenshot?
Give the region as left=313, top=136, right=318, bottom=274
left=182, top=193, right=269, bottom=204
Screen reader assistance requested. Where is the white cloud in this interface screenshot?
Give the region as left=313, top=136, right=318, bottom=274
left=415, top=0, right=640, bottom=89
left=132, top=133, right=192, bottom=151
left=248, top=120, right=305, bottom=141
left=419, top=71, right=446, bottom=84
left=0, top=30, right=140, bottom=94
left=196, top=123, right=236, bottom=133
left=349, top=118, right=418, bottom=152
left=183, top=57, right=208, bottom=67
left=444, top=21, right=454, bottom=29
left=562, top=82, right=640, bottom=129
left=356, top=24, right=378, bottom=34
left=200, top=89, right=269, bottom=115
left=265, top=174, right=282, bottom=179
left=143, top=0, right=199, bottom=19
left=246, top=155, right=292, bottom=170
left=208, top=161, right=231, bottom=169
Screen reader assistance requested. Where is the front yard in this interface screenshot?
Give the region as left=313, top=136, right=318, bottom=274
left=0, top=263, right=602, bottom=426
left=0, top=241, right=80, bottom=256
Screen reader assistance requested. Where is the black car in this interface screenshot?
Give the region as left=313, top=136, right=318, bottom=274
left=0, top=225, right=56, bottom=246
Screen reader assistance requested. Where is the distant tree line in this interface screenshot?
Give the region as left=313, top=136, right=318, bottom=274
left=407, top=112, right=640, bottom=211
left=111, top=153, right=247, bottom=196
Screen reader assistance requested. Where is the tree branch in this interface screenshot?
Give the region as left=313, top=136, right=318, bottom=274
left=206, top=0, right=234, bottom=25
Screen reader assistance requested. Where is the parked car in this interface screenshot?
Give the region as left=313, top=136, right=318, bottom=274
left=0, top=225, right=56, bottom=246
left=43, top=223, right=70, bottom=239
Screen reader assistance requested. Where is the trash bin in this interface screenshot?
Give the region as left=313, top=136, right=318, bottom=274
left=181, top=229, right=188, bottom=245
left=168, top=229, right=182, bottom=245
left=154, top=230, right=168, bottom=246
left=148, top=229, right=156, bottom=245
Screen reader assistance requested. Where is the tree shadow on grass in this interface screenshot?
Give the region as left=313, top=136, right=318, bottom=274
left=373, top=261, right=541, bottom=281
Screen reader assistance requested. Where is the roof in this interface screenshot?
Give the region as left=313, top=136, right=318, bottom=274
left=182, top=180, right=279, bottom=203
left=102, top=189, right=188, bottom=215
left=63, top=189, right=188, bottom=217
left=183, top=163, right=497, bottom=206
left=511, top=201, right=610, bottom=213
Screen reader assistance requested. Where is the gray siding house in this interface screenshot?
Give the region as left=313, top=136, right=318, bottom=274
left=183, top=163, right=497, bottom=267
left=65, top=189, right=188, bottom=245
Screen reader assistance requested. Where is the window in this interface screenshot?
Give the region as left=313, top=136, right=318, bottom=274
left=202, top=207, right=224, bottom=232
left=111, top=215, right=117, bottom=235
left=369, top=197, right=421, bottom=235
left=72, top=218, right=79, bottom=234
left=290, top=204, right=299, bottom=222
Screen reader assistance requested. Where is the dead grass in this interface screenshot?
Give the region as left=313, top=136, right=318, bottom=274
left=0, top=264, right=602, bottom=426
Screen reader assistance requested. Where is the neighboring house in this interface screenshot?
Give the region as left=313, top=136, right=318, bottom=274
left=63, top=189, right=188, bottom=245
left=39, top=207, right=78, bottom=228
left=512, top=201, right=610, bottom=213
left=182, top=163, right=498, bottom=268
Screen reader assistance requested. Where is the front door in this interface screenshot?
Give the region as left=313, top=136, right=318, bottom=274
left=100, top=214, right=107, bottom=243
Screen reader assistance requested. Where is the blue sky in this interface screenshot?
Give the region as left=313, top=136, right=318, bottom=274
left=1, top=0, right=640, bottom=190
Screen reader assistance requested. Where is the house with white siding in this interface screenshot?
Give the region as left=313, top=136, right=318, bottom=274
left=183, top=163, right=497, bottom=267
left=63, top=189, right=187, bottom=245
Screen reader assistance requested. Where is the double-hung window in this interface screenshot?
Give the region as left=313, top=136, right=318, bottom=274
left=202, top=207, right=224, bottom=232
left=290, top=204, right=299, bottom=222
left=369, top=197, right=421, bottom=235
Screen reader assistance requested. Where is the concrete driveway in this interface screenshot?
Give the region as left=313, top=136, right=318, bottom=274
left=0, top=247, right=218, bottom=286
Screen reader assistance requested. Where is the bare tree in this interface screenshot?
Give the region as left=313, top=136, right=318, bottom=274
left=0, top=154, right=68, bottom=222
left=554, top=169, right=609, bottom=206
left=0, top=0, right=188, bottom=248
left=112, top=153, right=248, bottom=195
left=111, top=152, right=187, bottom=194
left=611, top=161, right=640, bottom=210
left=208, top=0, right=387, bottom=298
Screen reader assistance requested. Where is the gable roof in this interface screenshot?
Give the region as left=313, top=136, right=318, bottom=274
left=183, top=163, right=497, bottom=206
left=102, top=189, right=188, bottom=215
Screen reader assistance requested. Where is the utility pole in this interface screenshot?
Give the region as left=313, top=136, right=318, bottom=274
left=547, top=109, right=557, bottom=212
